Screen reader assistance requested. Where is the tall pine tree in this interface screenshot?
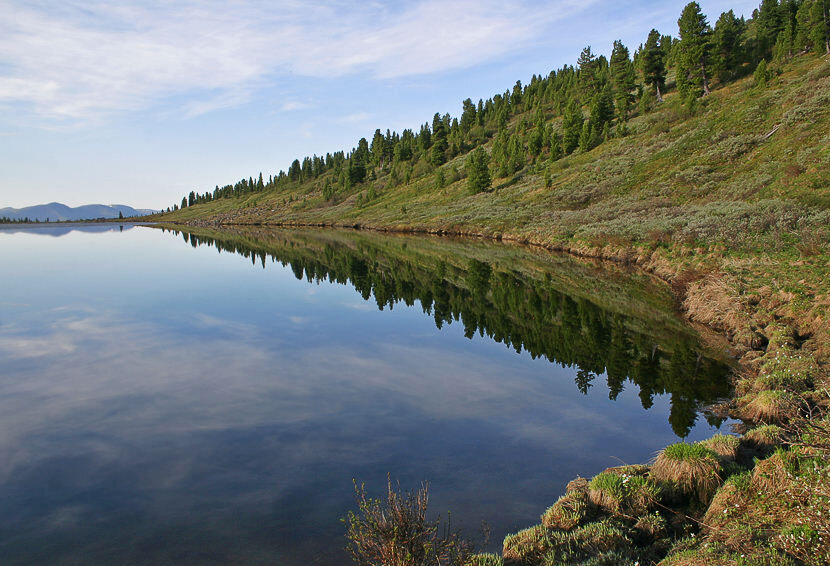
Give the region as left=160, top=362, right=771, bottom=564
left=610, top=40, right=636, bottom=121
left=643, top=29, right=667, bottom=102
left=677, top=2, right=713, bottom=99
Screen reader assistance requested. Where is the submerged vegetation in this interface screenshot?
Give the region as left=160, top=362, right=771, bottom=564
left=149, top=0, right=830, bottom=563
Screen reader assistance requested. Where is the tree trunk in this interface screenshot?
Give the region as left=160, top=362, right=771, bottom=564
left=656, top=84, right=663, bottom=103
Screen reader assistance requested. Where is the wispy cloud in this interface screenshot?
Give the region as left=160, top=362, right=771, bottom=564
left=278, top=101, right=311, bottom=112
left=337, top=112, right=371, bottom=124
left=0, top=0, right=594, bottom=123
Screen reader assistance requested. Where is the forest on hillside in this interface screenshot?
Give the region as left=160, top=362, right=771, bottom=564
left=167, top=0, right=830, bottom=213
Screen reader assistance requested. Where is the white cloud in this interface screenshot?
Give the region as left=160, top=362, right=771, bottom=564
left=337, top=112, right=371, bottom=124
left=0, top=0, right=594, bottom=122
left=278, top=101, right=311, bottom=112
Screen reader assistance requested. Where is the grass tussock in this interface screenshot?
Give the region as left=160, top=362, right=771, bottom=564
left=502, top=525, right=549, bottom=566
left=743, top=424, right=784, bottom=452
left=587, top=471, right=658, bottom=516
left=651, top=443, right=722, bottom=504
left=740, top=389, right=799, bottom=423
left=543, top=520, right=632, bottom=565
left=466, top=554, right=504, bottom=566
left=700, top=434, right=741, bottom=462
left=540, top=491, right=593, bottom=531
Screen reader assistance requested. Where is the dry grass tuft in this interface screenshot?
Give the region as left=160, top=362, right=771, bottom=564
left=465, top=553, right=503, bottom=566
left=750, top=449, right=799, bottom=494
left=634, top=512, right=669, bottom=540
left=741, top=389, right=799, bottom=423
left=587, top=470, right=658, bottom=516
left=540, top=491, right=592, bottom=531
left=502, top=524, right=548, bottom=566
left=702, top=471, right=752, bottom=534
left=682, top=274, right=749, bottom=344
left=651, top=443, right=723, bottom=504
left=700, top=434, right=741, bottom=462
left=743, top=424, right=784, bottom=452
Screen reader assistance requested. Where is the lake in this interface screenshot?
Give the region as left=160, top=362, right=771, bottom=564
left=0, top=224, right=732, bottom=565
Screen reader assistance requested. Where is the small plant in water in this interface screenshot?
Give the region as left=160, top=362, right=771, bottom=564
left=345, top=476, right=473, bottom=566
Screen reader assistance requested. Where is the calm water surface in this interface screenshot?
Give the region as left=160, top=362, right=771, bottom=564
left=0, top=224, right=732, bottom=565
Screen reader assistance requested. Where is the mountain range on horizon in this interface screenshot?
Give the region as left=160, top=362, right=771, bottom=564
left=0, top=202, right=157, bottom=222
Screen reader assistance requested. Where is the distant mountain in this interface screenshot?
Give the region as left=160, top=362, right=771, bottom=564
left=0, top=202, right=157, bottom=222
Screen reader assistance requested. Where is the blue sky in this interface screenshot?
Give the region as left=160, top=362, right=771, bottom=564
left=0, top=0, right=760, bottom=210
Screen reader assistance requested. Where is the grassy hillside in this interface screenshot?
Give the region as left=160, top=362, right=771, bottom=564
left=151, top=53, right=830, bottom=566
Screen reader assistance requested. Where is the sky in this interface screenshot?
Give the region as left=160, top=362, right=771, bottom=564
left=0, top=0, right=761, bottom=210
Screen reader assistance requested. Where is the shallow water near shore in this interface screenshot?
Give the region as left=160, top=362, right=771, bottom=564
left=0, top=224, right=733, bottom=565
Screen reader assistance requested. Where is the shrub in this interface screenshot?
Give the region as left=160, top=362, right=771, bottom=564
left=345, top=478, right=472, bottom=566
left=651, top=443, right=722, bottom=504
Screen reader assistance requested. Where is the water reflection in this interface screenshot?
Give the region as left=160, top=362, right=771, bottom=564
left=169, top=225, right=732, bottom=437
left=0, top=225, right=732, bottom=565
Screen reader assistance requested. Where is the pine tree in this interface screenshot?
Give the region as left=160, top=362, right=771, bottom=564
left=677, top=2, right=713, bottom=99
left=712, top=10, right=744, bottom=81
left=562, top=100, right=584, bottom=154
left=460, top=98, right=477, bottom=133
left=610, top=40, right=636, bottom=121
left=430, top=113, right=448, bottom=166
left=811, top=0, right=830, bottom=54
left=643, top=29, right=667, bottom=102
left=465, top=147, right=491, bottom=194
left=590, top=83, right=615, bottom=133
left=757, top=0, right=785, bottom=57
left=795, top=0, right=814, bottom=51
left=578, top=121, right=600, bottom=153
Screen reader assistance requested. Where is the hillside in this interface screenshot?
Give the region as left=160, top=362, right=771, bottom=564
left=0, top=202, right=156, bottom=222
left=152, top=13, right=830, bottom=566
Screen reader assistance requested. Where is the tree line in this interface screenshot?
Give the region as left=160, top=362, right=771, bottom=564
left=167, top=0, right=830, bottom=211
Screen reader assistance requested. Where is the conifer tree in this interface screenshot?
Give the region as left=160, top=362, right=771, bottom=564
left=795, top=0, right=813, bottom=51
left=562, top=100, right=584, bottom=154
left=643, top=29, right=667, bottom=102
left=811, top=0, right=830, bottom=54
left=757, top=0, right=785, bottom=57
left=712, top=10, right=744, bottom=81
left=610, top=41, right=636, bottom=120
left=677, top=2, right=713, bottom=99
left=430, top=113, right=448, bottom=166
left=590, top=83, right=615, bottom=132
left=465, top=147, right=491, bottom=194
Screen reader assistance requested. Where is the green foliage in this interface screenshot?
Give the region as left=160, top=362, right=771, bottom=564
left=676, top=2, right=712, bottom=99
left=465, top=148, right=491, bottom=194
left=643, top=29, right=667, bottom=102
left=755, top=59, right=772, bottom=86
left=712, top=10, right=744, bottom=82
left=562, top=100, right=584, bottom=154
